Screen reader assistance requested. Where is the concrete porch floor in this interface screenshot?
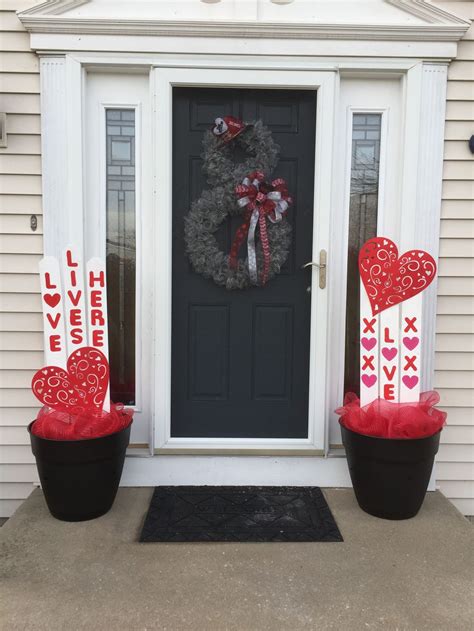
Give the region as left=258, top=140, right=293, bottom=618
left=1, top=488, right=473, bottom=630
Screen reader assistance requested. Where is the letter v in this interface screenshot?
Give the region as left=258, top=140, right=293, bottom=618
left=67, top=290, right=82, bottom=307
left=382, top=365, right=396, bottom=381
left=46, top=312, right=61, bottom=329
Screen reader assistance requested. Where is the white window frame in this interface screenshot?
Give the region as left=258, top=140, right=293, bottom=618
left=94, top=101, right=143, bottom=415
left=39, top=55, right=447, bottom=469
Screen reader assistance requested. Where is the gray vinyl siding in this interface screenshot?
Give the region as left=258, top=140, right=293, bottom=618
left=0, top=1, right=42, bottom=517
left=434, top=0, right=474, bottom=516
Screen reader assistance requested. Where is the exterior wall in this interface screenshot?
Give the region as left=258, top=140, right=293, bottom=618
left=433, top=0, right=474, bottom=517
left=0, top=1, right=42, bottom=517
left=0, top=1, right=472, bottom=518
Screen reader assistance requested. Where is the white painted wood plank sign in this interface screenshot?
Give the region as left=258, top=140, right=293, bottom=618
left=359, top=288, right=379, bottom=406
left=39, top=257, right=68, bottom=369
left=400, top=295, right=422, bottom=402
left=379, top=306, right=400, bottom=403
left=358, top=237, right=437, bottom=405
left=86, top=257, right=110, bottom=411
left=85, top=257, right=109, bottom=359
left=62, top=246, right=88, bottom=356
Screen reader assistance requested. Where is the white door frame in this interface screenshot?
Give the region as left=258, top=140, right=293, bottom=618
left=39, top=54, right=447, bottom=483
left=152, top=67, right=336, bottom=454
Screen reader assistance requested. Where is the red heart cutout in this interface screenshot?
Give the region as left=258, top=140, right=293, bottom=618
left=361, top=374, right=377, bottom=388
left=402, top=375, right=419, bottom=390
left=361, top=337, right=377, bottom=351
left=44, top=293, right=61, bottom=308
left=31, top=347, right=109, bottom=415
left=359, top=238, right=436, bottom=316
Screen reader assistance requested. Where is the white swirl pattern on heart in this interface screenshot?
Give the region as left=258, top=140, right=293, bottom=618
left=31, top=347, right=109, bottom=415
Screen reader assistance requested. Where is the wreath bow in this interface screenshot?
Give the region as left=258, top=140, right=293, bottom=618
left=231, top=173, right=293, bottom=285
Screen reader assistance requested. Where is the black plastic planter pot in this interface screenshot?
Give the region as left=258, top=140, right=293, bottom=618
left=340, top=423, right=441, bottom=520
left=28, top=421, right=132, bottom=522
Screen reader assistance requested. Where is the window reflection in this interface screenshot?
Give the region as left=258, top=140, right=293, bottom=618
left=106, top=109, right=136, bottom=405
left=344, top=113, right=381, bottom=396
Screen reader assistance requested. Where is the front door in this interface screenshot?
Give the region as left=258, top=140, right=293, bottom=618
left=171, top=88, right=317, bottom=440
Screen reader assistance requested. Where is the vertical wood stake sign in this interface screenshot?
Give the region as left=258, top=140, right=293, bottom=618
left=39, top=257, right=67, bottom=368
left=379, top=306, right=400, bottom=403
left=359, top=289, right=379, bottom=406
left=400, top=295, right=422, bottom=402
left=62, top=246, right=87, bottom=357
left=86, top=257, right=110, bottom=411
left=359, top=237, right=436, bottom=405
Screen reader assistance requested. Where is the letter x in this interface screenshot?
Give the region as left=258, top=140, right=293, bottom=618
left=404, top=355, right=417, bottom=371
left=363, top=318, right=376, bottom=334
left=362, top=355, right=375, bottom=371
left=404, top=317, right=417, bottom=333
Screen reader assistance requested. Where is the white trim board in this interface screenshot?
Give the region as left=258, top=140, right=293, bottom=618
left=17, top=0, right=470, bottom=43
left=121, top=455, right=355, bottom=487
left=121, top=453, right=437, bottom=491
left=61, top=54, right=439, bottom=71
left=27, top=34, right=460, bottom=60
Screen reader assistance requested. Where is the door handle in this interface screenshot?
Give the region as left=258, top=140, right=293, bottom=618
left=302, top=250, right=327, bottom=289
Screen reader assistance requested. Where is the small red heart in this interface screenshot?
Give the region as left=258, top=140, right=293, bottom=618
left=31, top=347, right=109, bottom=414
left=403, top=336, right=419, bottom=351
left=361, top=374, right=377, bottom=388
left=402, top=375, right=419, bottom=390
left=382, top=347, right=398, bottom=361
left=361, top=337, right=377, bottom=351
left=359, top=238, right=436, bottom=316
left=44, top=293, right=61, bottom=308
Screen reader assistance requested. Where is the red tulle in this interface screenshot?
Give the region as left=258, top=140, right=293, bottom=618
left=335, top=391, right=446, bottom=439
left=31, top=403, right=133, bottom=441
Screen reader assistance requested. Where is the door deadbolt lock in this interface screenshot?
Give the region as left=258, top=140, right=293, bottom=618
left=302, top=250, right=327, bottom=289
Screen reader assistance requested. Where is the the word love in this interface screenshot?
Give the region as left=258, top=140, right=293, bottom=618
left=39, top=257, right=67, bottom=368
left=379, top=321, right=399, bottom=402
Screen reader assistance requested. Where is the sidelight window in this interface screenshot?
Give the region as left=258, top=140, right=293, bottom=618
left=105, top=108, right=136, bottom=405
left=343, top=113, right=382, bottom=396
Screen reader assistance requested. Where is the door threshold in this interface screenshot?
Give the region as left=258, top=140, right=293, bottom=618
left=126, top=445, right=151, bottom=458
left=154, top=447, right=325, bottom=456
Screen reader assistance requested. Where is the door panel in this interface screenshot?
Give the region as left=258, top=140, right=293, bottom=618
left=171, top=87, right=316, bottom=439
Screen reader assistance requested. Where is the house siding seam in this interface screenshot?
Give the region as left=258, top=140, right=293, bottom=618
left=0, top=1, right=472, bottom=519
left=0, top=2, right=42, bottom=518
left=433, top=1, right=474, bottom=517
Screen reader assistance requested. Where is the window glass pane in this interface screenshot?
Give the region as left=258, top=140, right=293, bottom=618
left=106, top=108, right=136, bottom=405
left=344, top=113, right=381, bottom=396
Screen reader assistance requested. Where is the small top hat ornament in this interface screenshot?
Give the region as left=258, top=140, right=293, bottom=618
left=212, top=116, right=246, bottom=143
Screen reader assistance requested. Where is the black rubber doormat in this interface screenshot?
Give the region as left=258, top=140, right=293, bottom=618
left=139, top=486, right=343, bottom=542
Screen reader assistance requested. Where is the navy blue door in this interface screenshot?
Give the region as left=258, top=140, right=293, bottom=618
left=171, top=88, right=316, bottom=438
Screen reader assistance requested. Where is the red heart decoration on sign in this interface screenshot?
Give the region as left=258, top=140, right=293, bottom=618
left=31, top=347, right=109, bottom=415
left=44, top=293, right=61, bottom=308
left=359, top=237, right=436, bottom=316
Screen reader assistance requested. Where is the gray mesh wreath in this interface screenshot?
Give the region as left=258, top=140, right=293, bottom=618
left=184, top=117, right=292, bottom=290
